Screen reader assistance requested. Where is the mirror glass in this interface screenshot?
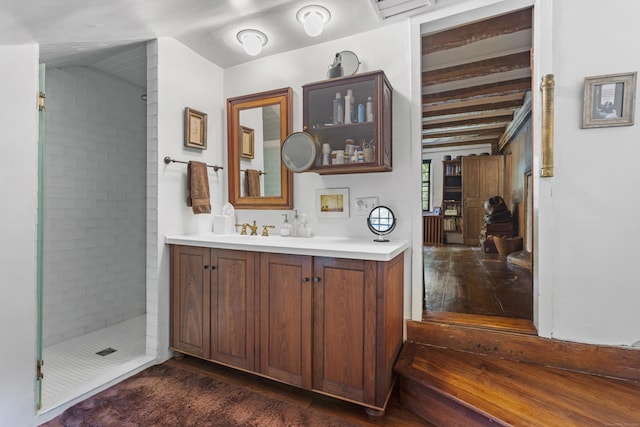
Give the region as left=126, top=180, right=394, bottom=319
left=367, top=205, right=396, bottom=242
left=340, top=50, right=360, bottom=76
left=282, top=132, right=317, bottom=172
left=227, top=88, right=293, bottom=209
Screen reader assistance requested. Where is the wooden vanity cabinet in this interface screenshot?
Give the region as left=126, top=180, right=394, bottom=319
left=170, top=244, right=404, bottom=413
left=259, top=253, right=313, bottom=389
left=170, top=245, right=256, bottom=371
left=259, top=252, right=404, bottom=411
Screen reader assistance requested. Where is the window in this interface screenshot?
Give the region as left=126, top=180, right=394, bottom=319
left=421, top=160, right=431, bottom=211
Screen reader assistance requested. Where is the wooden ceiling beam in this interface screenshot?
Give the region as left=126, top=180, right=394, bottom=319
left=422, top=51, right=530, bottom=87
left=423, top=112, right=514, bottom=130
left=422, top=8, right=532, bottom=55
left=422, top=138, right=499, bottom=149
left=424, top=125, right=506, bottom=139
left=423, top=134, right=501, bottom=145
left=423, top=77, right=531, bottom=104
left=423, top=93, right=524, bottom=117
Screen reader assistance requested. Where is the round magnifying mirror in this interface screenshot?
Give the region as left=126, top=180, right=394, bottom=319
left=367, top=205, right=396, bottom=242
left=340, top=50, right=360, bottom=76
left=281, top=132, right=317, bottom=172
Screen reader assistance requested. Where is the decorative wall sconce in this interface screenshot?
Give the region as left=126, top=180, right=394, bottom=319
left=540, top=74, right=555, bottom=177
left=236, top=29, right=268, bottom=56
left=296, top=5, right=331, bottom=37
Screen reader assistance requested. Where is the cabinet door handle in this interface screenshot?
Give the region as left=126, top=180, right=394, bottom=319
left=302, top=277, right=309, bottom=283
left=211, top=265, right=216, bottom=270
left=313, top=277, right=321, bottom=283
left=203, top=265, right=209, bottom=269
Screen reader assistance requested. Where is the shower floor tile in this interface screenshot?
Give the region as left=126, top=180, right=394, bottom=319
left=41, top=314, right=150, bottom=412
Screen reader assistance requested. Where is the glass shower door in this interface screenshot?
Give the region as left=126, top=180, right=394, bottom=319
left=36, top=62, right=46, bottom=411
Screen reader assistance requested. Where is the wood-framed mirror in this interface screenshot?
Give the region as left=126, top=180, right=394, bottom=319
left=227, top=87, right=293, bottom=209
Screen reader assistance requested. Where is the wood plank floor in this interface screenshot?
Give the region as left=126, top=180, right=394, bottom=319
left=423, top=245, right=532, bottom=320
left=396, top=343, right=640, bottom=426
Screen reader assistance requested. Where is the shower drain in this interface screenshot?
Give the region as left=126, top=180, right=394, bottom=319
left=96, top=347, right=117, bottom=357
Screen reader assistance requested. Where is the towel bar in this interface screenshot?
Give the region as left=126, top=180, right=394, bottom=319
left=240, top=169, right=266, bottom=175
left=164, top=156, right=223, bottom=172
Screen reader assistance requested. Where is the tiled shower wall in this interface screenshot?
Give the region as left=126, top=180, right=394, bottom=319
left=43, top=66, right=147, bottom=347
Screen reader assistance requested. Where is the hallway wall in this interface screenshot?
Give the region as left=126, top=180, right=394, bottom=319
left=43, top=66, right=147, bottom=347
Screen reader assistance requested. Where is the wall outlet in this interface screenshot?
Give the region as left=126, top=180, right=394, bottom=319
left=354, top=196, right=379, bottom=216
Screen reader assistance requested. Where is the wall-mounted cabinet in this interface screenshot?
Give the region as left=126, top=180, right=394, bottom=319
left=302, top=70, right=392, bottom=174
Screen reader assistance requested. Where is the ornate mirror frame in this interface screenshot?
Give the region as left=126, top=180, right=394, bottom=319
left=227, top=87, right=293, bottom=210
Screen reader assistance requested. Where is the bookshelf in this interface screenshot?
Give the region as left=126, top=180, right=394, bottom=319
left=442, top=159, right=463, bottom=244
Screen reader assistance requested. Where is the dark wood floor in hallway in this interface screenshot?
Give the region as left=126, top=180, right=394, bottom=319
left=424, top=245, right=532, bottom=320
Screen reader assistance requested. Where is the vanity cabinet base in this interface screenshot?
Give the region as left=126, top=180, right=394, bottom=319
left=169, top=244, right=404, bottom=414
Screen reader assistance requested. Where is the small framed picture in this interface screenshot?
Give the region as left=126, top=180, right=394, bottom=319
left=582, top=72, right=637, bottom=128
left=184, top=107, right=207, bottom=149
left=316, top=188, right=350, bottom=218
left=240, top=126, right=254, bottom=159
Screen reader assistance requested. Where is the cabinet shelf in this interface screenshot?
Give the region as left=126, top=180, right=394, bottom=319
left=303, top=70, right=392, bottom=174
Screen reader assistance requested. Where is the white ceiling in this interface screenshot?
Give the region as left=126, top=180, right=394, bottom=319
left=0, top=0, right=443, bottom=82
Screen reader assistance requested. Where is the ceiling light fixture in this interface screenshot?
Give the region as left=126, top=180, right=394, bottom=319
left=236, top=29, right=268, bottom=56
left=296, top=5, right=331, bottom=37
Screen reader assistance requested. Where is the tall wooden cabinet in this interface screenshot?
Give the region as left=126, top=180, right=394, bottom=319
left=170, top=244, right=404, bottom=414
left=462, top=155, right=505, bottom=245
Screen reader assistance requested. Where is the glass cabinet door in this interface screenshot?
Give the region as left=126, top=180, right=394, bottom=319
left=302, top=70, right=392, bottom=174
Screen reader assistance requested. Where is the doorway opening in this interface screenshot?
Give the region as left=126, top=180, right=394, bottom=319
left=37, top=43, right=154, bottom=414
left=420, top=8, right=534, bottom=332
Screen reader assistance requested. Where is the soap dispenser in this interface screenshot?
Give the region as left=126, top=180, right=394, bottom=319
left=280, top=213, right=292, bottom=236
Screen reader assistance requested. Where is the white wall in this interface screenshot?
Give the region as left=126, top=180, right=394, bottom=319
left=223, top=21, right=414, bottom=316
left=43, top=66, right=147, bottom=347
left=543, top=0, right=640, bottom=345
left=0, top=44, right=39, bottom=426
left=149, top=38, right=225, bottom=361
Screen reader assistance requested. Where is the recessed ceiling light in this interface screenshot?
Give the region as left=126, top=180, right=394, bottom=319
left=236, top=29, right=268, bottom=56
left=296, top=5, right=331, bottom=37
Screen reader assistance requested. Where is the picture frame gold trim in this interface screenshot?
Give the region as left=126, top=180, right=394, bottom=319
left=582, top=72, right=636, bottom=128
left=240, top=126, right=255, bottom=159
left=184, top=107, right=207, bottom=149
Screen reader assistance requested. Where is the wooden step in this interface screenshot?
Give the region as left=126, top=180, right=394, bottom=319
left=395, top=342, right=640, bottom=426
left=407, top=320, right=640, bottom=382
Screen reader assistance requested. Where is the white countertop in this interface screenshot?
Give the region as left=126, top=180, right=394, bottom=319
left=165, top=233, right=409, bottom=261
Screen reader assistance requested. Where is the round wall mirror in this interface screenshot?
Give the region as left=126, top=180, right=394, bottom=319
left=281, top=132, right=317, bottom=172
left=367, top=205, right=396, bottom=242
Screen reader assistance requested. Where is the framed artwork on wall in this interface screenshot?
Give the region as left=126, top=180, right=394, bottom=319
left=240, top=126, right=254, bottom=159
left=184, top=107, right=207, bottom=149
left=316, top=188, right=350, bottom=218
left=582, top=72, right=637, bottom=128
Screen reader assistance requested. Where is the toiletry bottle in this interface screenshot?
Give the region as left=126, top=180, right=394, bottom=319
left=291, top=209, right=300, bottom=237
left=357, top=103, right=365, bottom=123
left=298, top=213, right=312, bottom=237
left=280, top=213, right=292, bottom=236
left=366, top=96, right=374, bottom=122
left=344, top=89, right=354, bottom=124
left=332, top=92, right=344, bottom=125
